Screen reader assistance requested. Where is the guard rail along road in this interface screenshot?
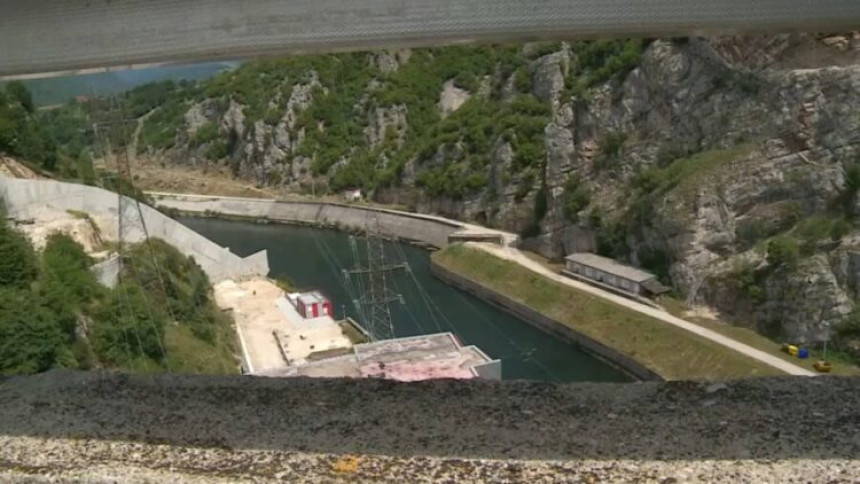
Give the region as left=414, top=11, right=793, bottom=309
left=2, top=0, right=860, bottom=78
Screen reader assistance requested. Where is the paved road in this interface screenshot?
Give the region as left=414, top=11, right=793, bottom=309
left=470, top=242, right=816, bottom=376
left=3, top=0, right=860, bottom=78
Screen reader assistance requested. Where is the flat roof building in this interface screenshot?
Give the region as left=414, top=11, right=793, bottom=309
left=563, top=252, right=669, bottom=298
left=258, top=332, right=501, bottom=381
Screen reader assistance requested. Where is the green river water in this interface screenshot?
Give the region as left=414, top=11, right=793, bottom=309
left=180, top=217, right=630, bottom=382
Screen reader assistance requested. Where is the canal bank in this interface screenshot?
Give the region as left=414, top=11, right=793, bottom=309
left=151, top=192, right=501, bottom=249
left=179, top=216, right=630, bottom=383
left=156, top=192, right=797, bottom=380
left=432, top=244, right=783, bottom=381
left=430, top=259, right=662, bottom=381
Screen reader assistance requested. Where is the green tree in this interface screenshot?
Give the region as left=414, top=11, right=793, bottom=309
left=0, top=217, right=38, bottom=287
left=5, top=81, right=34, bottom=113
left=38, top=233, right=102, bottom=334
left=0, top=287, right=66, bottom=374
left=91, top=283, right=167, bottom=366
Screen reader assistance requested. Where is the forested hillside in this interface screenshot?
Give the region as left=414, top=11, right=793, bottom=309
left=0, top=206, right=237, bottom=375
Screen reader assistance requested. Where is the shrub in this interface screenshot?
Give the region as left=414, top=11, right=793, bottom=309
left=92, top=282, right=168, bottom=365
left=38, top=234, right=102, bottom=334
left=514, top=66, right=531, bottom=92
left=766, top=236, right=800, bottom=269
left=191, top=122, right=219, bottom=147
left=794, top=216, right=832, bottom=254
left=830, top=216, right=852, bottom=241
left=0, top=217, right=38, bottom=287
left=726, top=259, right=764, bottom=303
left=842, top=159, right=860, bottom=216
left=205, top=139, right=229, bottom=160
left=0, top=287, right=65, bottom=375
left=599, top=132, right=627, bottom=158
left=562, top=174, right=591, bottom=222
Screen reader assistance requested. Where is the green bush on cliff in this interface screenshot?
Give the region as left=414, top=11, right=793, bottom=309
left=192, top=122, right=219, bottom=147
left=562, top=173, right=590, bottom=222
left=766, top=236, right=800, bottom=269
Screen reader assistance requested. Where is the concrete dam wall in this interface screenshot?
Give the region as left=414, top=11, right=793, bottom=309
left=151, top=193, right=466, bottom=249
left=0, top=178, right=269, bottom=282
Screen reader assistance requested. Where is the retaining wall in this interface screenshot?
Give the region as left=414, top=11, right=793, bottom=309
left=152, top=194, right=463, bottom=249
left=430, top=260, right=664, bottom=382
left=91, top=255, right=121, bottom=288
left=0, top=178, right=269, bottom=282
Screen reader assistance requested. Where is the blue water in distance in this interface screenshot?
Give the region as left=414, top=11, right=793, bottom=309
left=180, top=217, right=630, bottom=383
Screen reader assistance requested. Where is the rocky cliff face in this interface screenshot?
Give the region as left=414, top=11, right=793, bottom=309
left=136, top=35, right=860, bottom=349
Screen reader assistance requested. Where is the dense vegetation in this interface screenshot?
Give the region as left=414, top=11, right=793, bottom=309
left=0, top=81, right=58, bottom=170
left=0, top=208, right=237, bottom=375
left=21, top=40, right=645, bottom=202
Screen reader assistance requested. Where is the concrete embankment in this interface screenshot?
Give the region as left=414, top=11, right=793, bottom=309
left=150, top=192, right=473, bottom=249
left=430, top=260, right=663, bottom=381
left=0, top=177, right=268, bottom=282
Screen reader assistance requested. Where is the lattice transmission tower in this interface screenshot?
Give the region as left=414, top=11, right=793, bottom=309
left=343, top=214, right=406, bottom=341
left=91, top=97, right=172, bottom=317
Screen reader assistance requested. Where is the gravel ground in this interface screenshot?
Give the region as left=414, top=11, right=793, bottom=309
left=1, top=371, right=858, bottom=482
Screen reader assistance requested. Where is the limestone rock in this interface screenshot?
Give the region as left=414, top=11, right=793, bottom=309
left=532, top=52, right=568, bottom=108
left=438, top=80, right=471, bottom=116
left=364, top=104, right=408, bottom=149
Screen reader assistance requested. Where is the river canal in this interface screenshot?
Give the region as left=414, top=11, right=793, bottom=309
left=180, top=217, right=630, bottom=382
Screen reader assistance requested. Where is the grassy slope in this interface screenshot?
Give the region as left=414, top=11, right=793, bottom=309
left=660, top=297, right=860, bottom=376
left=433, top=245, right=781, bottom=380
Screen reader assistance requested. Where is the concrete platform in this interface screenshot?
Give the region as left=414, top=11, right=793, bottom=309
left=214, top=278, right=352, bottom=374
left=261, top=332, right=501, bottom=381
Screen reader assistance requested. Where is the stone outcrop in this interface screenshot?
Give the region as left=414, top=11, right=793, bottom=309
left=145, top=34, right=860, bottom=345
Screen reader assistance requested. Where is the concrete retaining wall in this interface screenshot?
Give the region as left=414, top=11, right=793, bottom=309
left=430, top=260, right=664, bottom=382
left=152, top=194, right=463, bottom=249
left=91, top=255, right=121, bottom=288
left=0, top=178, right=269, bottom=282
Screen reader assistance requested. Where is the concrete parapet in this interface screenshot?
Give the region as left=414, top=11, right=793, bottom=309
left=0, top=177, right=269, bottom=282
left=448, top=232, right=505, bottom=245
left=2, top=371, right=857, bottom=481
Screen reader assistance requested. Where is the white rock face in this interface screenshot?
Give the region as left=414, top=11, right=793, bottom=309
left=364, top=104, right=408, bottom=149
left=437, top=80, right=470, bottom=116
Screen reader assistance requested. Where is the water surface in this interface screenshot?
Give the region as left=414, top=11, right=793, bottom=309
left=181, top=217, right=630, bottom=383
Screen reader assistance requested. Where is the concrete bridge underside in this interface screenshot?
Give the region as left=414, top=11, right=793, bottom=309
left=2, top=0, right=860, bottom=78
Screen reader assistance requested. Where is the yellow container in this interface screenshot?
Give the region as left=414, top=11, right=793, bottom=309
left=788, top=345, right=798, bottom=356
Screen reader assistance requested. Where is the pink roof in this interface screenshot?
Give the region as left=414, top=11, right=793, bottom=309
left=359, top=354, right=478, bottom=381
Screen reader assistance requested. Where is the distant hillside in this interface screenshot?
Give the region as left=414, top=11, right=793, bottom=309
left=9, top=62, right=240, bottom=107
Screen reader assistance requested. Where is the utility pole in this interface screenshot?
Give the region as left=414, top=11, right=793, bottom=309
left=343, top=214, right=406, bottom=341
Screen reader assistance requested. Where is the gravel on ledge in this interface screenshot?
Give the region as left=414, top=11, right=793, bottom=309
left=1, top=371, right=858, bottom=482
